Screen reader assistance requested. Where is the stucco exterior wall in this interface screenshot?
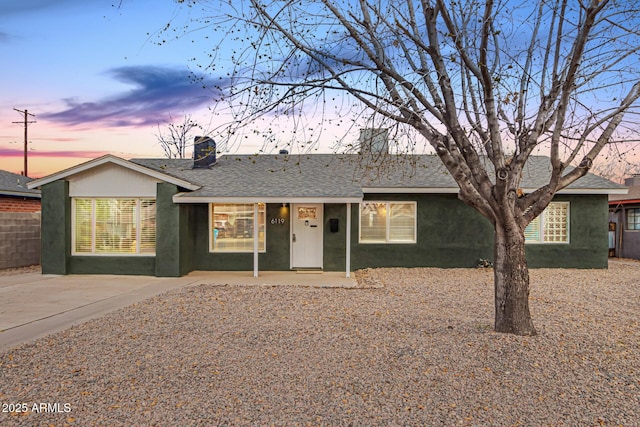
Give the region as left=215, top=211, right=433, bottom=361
left=40, top=179, right=159, bottom=276
left=526, top=194, right=609, bottom=268
left=323, top=203, right=348, bottom=271
left=350, top=194, right=495, bottom=269
left=349, top=193, right=609, bottom=270
left=38, top=184, right=610, bottom=276
left=40, top=180, right=70, bottom=274
left=191, top=203, right=292, bottom=271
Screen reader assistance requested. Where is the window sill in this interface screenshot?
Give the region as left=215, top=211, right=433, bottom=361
left=525, top=242, right=570, bottom=245
left=209, top=250, right=267, bottom=254
left=72, top=253, right=156, bottom=256
left=358, top=241, right=417, bottom=244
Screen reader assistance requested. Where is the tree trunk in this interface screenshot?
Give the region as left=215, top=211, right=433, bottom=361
left=493, top=223, right=537, bottom=336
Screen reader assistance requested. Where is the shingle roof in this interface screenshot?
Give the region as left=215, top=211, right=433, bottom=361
left=130, top=154, right=624, bottom=201
left=132, top=155, right=364, bottom=200
left=0, top=170, right=40, bottom=198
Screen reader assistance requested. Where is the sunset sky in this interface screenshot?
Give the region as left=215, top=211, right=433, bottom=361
left=1, top=1, right=638, bottom=180
left=0, top=0, right=296, bottom=178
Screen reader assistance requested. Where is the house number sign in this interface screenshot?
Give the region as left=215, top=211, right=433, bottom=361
left=270, top=217, right=286, bottom=225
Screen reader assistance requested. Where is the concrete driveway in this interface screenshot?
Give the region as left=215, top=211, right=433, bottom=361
left=0, top=270, right=357, bottom=352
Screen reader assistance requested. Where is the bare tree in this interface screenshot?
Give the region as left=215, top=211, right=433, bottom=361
left=592, top=155, right=640, bottom=184
left=156, top=114, right=202, bottom=159
left=164, top=0, right=640, bottom=335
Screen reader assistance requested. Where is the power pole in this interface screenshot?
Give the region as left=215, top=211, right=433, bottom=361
left=12, top=108, right=36, bottom=177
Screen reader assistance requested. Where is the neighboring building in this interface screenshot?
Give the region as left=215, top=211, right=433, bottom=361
left=609, top=174, right=640, bottom=259
left=0, top=170, right=41, bottom=269
left=0, top=170, right=41, bottom=212
left=27, top=136, right=625, bottom=277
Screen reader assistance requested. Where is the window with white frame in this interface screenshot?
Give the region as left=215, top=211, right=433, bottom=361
left=359, top=201, right=416, bottom=243
left=73, top=198, right=156, bottom=255
left=210, top=203, right=265, bottom=252
left=524, top=202, right=569, bottom=243
left=627, top=208, right=640, bottom=230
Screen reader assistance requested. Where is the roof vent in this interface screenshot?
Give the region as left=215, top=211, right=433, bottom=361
left=193, top=136, right=216, bottom=169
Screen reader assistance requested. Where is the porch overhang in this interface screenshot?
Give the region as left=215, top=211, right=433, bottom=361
left=609, top=200, right=640, bottom=212
left=172, top=194, right=363, bottom=204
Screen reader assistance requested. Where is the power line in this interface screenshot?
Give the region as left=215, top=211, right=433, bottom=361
left=12, top=108, right=36, bottom=177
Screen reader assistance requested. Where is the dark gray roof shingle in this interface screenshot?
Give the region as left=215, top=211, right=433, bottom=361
left=130, top=154, right=623, bottom=200
left=0, top=170, right=41, bottom=198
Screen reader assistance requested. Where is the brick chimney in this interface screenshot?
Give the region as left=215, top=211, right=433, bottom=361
left=359, top=128, right=388, bottom=154
left=193, top=136, right=216, bottom=169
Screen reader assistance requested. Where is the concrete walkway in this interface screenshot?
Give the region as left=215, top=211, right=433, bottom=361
left=0, top=270, right=357, bottom=352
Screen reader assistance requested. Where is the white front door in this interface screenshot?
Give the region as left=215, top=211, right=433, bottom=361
left=291, top=204, right=323, bottom=269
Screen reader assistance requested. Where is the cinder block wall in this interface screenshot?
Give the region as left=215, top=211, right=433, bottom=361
left=0, top=211, right=41, bottom=269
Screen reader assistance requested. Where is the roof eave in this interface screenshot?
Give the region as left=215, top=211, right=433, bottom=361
left=365, top=187, right=626, bottom=195
left=553, top=188, right=627, bottom=195
left=362, top=187, right=459, bottom=194
left=609, top=199, right=640, bottom=206
left=172, top=194, right=363, bottom=204
left=0, top=190, right=41, bottom=199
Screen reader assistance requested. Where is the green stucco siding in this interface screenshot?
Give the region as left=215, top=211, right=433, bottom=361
left=263, top=204, right=291, bottom=270
left=42, top=184, right=608, bottom=276
left=351, top=194, right=495, bottom=269
left=40, top=179, right=160, bottom=275
left=155, top=183, right=188, bottom=277
left=349, top=194, right=609, bottom=270
left=192, top=203, right=291, bottom=271
left=526, top=194, right=609, bottom=268
left=40, top=180, right=70, bottom=274
left=70, top=256, right=155, bottom=275
left=178, top=203, right=196, bottom=276
left=323, top=204, right=348, bottom=271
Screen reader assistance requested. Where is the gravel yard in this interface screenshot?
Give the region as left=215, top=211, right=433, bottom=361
left=1, top=261, right=639, bottom=426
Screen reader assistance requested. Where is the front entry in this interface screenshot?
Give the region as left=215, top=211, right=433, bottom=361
left=291, top=204, right=323, bottom=269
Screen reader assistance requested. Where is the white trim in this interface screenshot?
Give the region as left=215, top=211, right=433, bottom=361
left=173, top=194, right=362, bottom=204
left=27, top=155, right=200, bottom=191
left=358, top=201, right=418, bottom=244
left=71, top=197, right=157, bottom=256
left=175, top=188, right=625, bottom=203
left=209, top=202, right=267, bottom=254
left=289, top=209, right=293, bottom=270
left=253, top=203, right=259, bottom=278
left=554, top=188, right=627, bottom=195
left=525, top=201, right=571, bottom=244
left=363, top=187, right=627, bottom=195
left=363, top=187, right=459, bottom=194
left=291, top=203, right=324, bottom=269
left=346, top=203, right=351, bottom=278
